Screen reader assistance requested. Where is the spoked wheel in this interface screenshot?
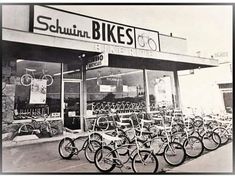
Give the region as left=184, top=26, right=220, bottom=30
left=94, top=146, right=117, bottom=173
left=132, top=150, right=158, bottom=173
left=213, top=127, right=229, bottom=145
left=183, top=136, right=204, bottom=158
left=42, top=74, right=53, bottom=86
left=84, top=140, right=102, bottom=163
left=115, top=134, right=130, bottom=156
left=151, top=135, right=166, bottom=156
left=58, top=137, right=75, bottom=159
left=20, top=74, right=33, bottom=86
left=97, top=116, right=109, bottom=131
left=163, top=142, right=186, bottom=166
left=202, top=131, right=221, bottom=151
left=18, top=124, right=35, bottom=135
left=49, top=127, right=58, bottom=137
left=89, top=132, right=103, bottom=142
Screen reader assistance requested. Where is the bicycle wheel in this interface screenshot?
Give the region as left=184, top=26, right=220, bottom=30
left=20, top=74, right=33, bottom=86
left=94, top=146, right=117, bottom=173
left=148, top=38, right=157, bottom=51
left=84, top=140, right=101, bottom=163
left=42, top=74, right=53, bottom=86
left=58, top=137, right=75, bottom=159
left=137, top=35, right=145, bottom=47
left=163, top=142, right=186, bottom=166
left=90, top=132, right=102, bottom=142
left=97, top=116, right=109, bottom=131
left=18, top=124, right=35, bottom=135
left=132, top=150, right=158, bottom=173
left=151, top=135, right=166, bottom=156
left=48, top=127, right=58, bottom=137
left=213, top=127, right=229, bottom=145
left=183, top=136, right=204, bottom=158
left=202, top=131, right=221, bottom=151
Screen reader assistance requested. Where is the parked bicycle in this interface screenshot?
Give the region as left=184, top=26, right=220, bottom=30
left=17, top=115, right=58, bottom=138
left=20, top=68, right=53, bottom=87
left=58, top=128, right=102, bottom=163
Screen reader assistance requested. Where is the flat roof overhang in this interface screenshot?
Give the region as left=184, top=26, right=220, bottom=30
left=2, top=28, right=219, bottom=71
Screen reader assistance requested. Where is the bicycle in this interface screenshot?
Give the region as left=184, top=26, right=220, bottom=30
left=137, top=33, right=158, bottom=51
left=58, top=128, right=102, bottom=163
left=140, top=108, right=186, bottom=166
left=20, top=68, right=53, bottom=87
left=17, top=115, right=58, bottom=138
left=94, top=119, right=159, bottom=173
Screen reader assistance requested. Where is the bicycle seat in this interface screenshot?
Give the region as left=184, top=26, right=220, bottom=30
left=64, top=127, right=80, bottom=134
left=116, top=121, right=130, bottom=127
left=26, top=68, right=36, bottom=72
left=135, top=128, right=153, bottom=135
left=140, top=118, right=154, bottom=123
left=100, top=132, right=122, bottom=141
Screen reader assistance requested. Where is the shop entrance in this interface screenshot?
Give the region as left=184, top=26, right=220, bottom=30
left=63, top=79, right=82, bottom=130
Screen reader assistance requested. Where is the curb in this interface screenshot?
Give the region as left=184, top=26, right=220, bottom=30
left=2, top=131, right=90, bottom=149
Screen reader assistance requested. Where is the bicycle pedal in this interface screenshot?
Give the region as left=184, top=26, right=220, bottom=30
left=124, top=165, right=131, bottom=170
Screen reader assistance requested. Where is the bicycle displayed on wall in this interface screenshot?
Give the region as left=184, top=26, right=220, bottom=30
left=20, top=68, right=54, bottom=87
left=137, top=33, right=158, bottom=51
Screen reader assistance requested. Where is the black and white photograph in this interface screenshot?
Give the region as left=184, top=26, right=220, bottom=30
left=1, top=2, right=233, bottom=174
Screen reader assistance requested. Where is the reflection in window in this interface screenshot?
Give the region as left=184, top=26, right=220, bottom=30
left=86, top=67, right=144, bottom=114
left=14, top=60, right=61, bottom=119
left=147, top=70, right=175, bottom=111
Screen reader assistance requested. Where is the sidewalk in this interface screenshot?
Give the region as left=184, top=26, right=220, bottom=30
left=168, top=142, right=233, bottom=173
left=2, top=131, right=90, bottom=148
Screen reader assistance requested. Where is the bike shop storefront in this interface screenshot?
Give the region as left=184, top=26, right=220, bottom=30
left=2, top=5, right=218, bottom=140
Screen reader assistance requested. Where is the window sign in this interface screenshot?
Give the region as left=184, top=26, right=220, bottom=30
left=29, top=79, right=47, bottom=104
left=86, top=52, right=108, bottom=70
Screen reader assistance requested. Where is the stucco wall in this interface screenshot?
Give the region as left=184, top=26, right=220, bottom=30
left=2, top=5, right=30, bottom=31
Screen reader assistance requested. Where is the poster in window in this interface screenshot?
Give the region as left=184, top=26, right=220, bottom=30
left=29, top=79, right=47, bottom=104
left=154, top=76, right=172, bottom=106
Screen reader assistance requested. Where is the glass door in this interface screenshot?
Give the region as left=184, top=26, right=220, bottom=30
left=63, top=79, right=81, bottom=130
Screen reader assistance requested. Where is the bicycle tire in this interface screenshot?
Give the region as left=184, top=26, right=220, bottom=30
left=202, top=131, right=221, bottom=151
left=97, top=116, right=109, bottom=131
left=213, top=127, right=229, bottom=145
left=58, top=137, right=75, bottom=159
left=94, top=146, right=117, bottom=173
left=84, top=140, right=102, bottom=163
left=148, top=38, right=157, bottom=51
left=89, top=132, right=102, bottom=142
left=20, top=74, right=33, bottom=86
left=18, top=124, right=35, bottom=135
left=42, top=74, right=53, bottom=86
left=163, top=142, right=186, bottom=166
left=132, top=150, right=159, bottom=173
left=151, top=135, right=166, bottom=156
left=183, top=136, right=204, bottom=158
left=49, top=127, right=58, bottom=137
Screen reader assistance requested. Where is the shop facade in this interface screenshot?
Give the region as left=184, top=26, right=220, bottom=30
left=2, top=5, right=218, bottom=139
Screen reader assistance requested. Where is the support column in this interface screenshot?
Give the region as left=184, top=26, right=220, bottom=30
left=80, top=57, right=87, bottom=132
left=60, top=63, right=64, bottom=126
left=143, top=69, right=150, bottom=113
left=173, top=70, right=182, bottom=109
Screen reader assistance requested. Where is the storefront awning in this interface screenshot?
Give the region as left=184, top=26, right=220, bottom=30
left=2, top=28, right=218, bottom=71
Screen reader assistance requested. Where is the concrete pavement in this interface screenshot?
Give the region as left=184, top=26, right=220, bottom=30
left=2, top=132, right=234, bottom=173
left=168, top=142, right=233, bottom=173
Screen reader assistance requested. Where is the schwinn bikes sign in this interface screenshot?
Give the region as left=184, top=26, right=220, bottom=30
left=33, top=5, right=160, bottom=51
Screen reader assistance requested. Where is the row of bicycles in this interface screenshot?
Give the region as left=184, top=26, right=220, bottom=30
left=90, top=101, right=147, bottom=115
left=58, top=107, right=232, bottom=173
